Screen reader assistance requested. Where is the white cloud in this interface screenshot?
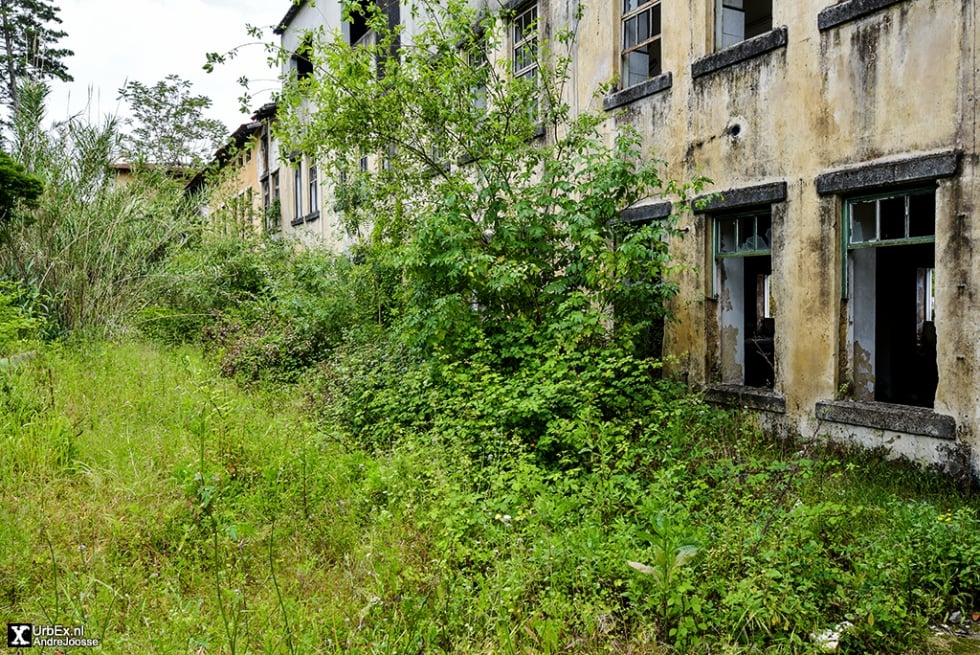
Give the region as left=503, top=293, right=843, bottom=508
left=47, top=0, right=287, bottom=134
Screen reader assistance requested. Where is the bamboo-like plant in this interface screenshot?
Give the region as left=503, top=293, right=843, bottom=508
left=0, top=80, right=198, bottom=336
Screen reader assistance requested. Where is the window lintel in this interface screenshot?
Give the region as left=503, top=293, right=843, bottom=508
left=816, top=151, right=959, bottom=196
left=695, top=181, right=787, bottom=214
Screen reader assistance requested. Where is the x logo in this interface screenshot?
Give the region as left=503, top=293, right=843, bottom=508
left=7, top=623, right=32, bottom=647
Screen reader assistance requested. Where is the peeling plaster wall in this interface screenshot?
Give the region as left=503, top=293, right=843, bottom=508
left=277, top=2, right=360, bottom=252
left=560, top=0, right=980, bottom=470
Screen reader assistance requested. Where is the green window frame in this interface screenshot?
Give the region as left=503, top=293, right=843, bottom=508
left=714, top=210, right=773, bottom=257
left=841, top=187, right=935, bottom=298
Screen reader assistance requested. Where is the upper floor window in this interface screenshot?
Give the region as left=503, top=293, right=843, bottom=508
left=292, top=36, right=314, bottom=81
left=622, top=0, right=662, bottom=89
left=512, top=5, right=538, bottom=83
left=348, top=1, right=372, bottom=46
left=309, top=164, right=319, bottom=213
left=716, top=0, right=772, bottom=50
left=468, top=32, right=489, bottom=112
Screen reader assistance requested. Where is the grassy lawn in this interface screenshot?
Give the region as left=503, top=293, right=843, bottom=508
left=1, top=341, right=978, bottom=654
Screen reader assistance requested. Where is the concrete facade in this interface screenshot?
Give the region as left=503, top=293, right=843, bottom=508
left=267, top=0, right=980, bottom=473
left=576, top=0, right=979, bottom=473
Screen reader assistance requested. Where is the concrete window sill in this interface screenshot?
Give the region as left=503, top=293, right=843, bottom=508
left=692, top=26, right=788, bottom=79
left=815, top=400, right=956, bottom=439
left=290, top=210, right=320, bottom=227
left=818, top=0, right=909, bottom=32
left=603, top=72, right=672, bottom=111
left=704, top=384, right=786, bottom=413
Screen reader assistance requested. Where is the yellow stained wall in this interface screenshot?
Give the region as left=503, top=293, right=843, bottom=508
left=550, top=0, right=979, bottom=468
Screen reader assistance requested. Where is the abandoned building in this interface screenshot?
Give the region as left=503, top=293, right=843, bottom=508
left=224, top=0, right=979, bottom=474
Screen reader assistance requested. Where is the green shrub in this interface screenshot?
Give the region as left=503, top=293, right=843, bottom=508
left=0, top=280, right=41, bottom=353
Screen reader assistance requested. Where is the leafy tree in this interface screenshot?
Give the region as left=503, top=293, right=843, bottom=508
left=117, top=74, right=227, bottom=169
left=275, top=0, right=705, bottom=359
left=0, top=148, right=41, bottom=226
left=0, top=0, right=72, bottom=115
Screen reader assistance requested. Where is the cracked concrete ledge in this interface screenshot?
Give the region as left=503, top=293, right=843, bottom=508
left=694, top=181, right=788, bottom=213
left=818, top=0, right=910, bottom=32
left=619, top=201, right=673, bottom=224
left=815, top=151, right=960, bottom=195
left=603, top=72, right=673, bottom=111
left=704, top=385, right=787, bottom=413
left=815, top=400, right=957, bottom=439
left=692, top=26, right=788, bottom=79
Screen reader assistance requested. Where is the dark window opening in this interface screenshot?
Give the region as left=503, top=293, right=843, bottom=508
left=265, top=171, right=282, bottom=233
left=348, top=3, right=370, bottom=46
left=716, top=210, right=775, bottom=388
left=847, top=190, right=937, bottom=408
left=347, top=0, right=399, bottom=73
left=292, top=37, right=314, bottom=81
left=717, top=0, right=773, bottom=50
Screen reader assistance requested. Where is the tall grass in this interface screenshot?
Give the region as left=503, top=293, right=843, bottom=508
left=1, top=339, right=978, bottom=654
left=0, top=82, right=197, bottom=336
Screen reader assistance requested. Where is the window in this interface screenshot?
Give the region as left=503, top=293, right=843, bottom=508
left=622, top=0, right=662, bottom=89
left=382, top=143, right=396, bottom=172
left=347, top=0, right=399, bottom=75
left=348, top=2, right=370, bottom=46
left=294, top=165, right=303, bottom=221
left=715, top=210, right=775, bottom=388
left=309, top=164, right=319, bottom=213
left=512, top=5, right=538, bottom=84
left=716, top=0, right=772, bottom=50
left=845, top=189, right=937, bottom=407
left=264, top=174, right=281, bottom=234
left=292, top=36, right=314, bottom=81
left=469, top=32, right=489, bottom=113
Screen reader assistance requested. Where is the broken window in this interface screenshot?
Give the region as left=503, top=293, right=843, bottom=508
left=292, top=36, right=314, bottom=81
left=716, top=0, right=773, bottom=50
left=846, top=189, right=937, bottom=407
left=622, top=0, right=662, bottom=88
left=715, top=210, right=775, bottom=388
left=348, top=2, right=371, bottom=47
left=347, top=0, right=400, bottom=75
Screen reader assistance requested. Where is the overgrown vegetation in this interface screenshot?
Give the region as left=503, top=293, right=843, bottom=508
left=0, top=1, right=978, bottom=652
left=1, top=341, right=978, bottom=654
left=1, top=81, right=197, bottom=337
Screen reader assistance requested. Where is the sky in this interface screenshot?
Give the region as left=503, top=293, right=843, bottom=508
left=46, top=0, right=290, bottom=135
